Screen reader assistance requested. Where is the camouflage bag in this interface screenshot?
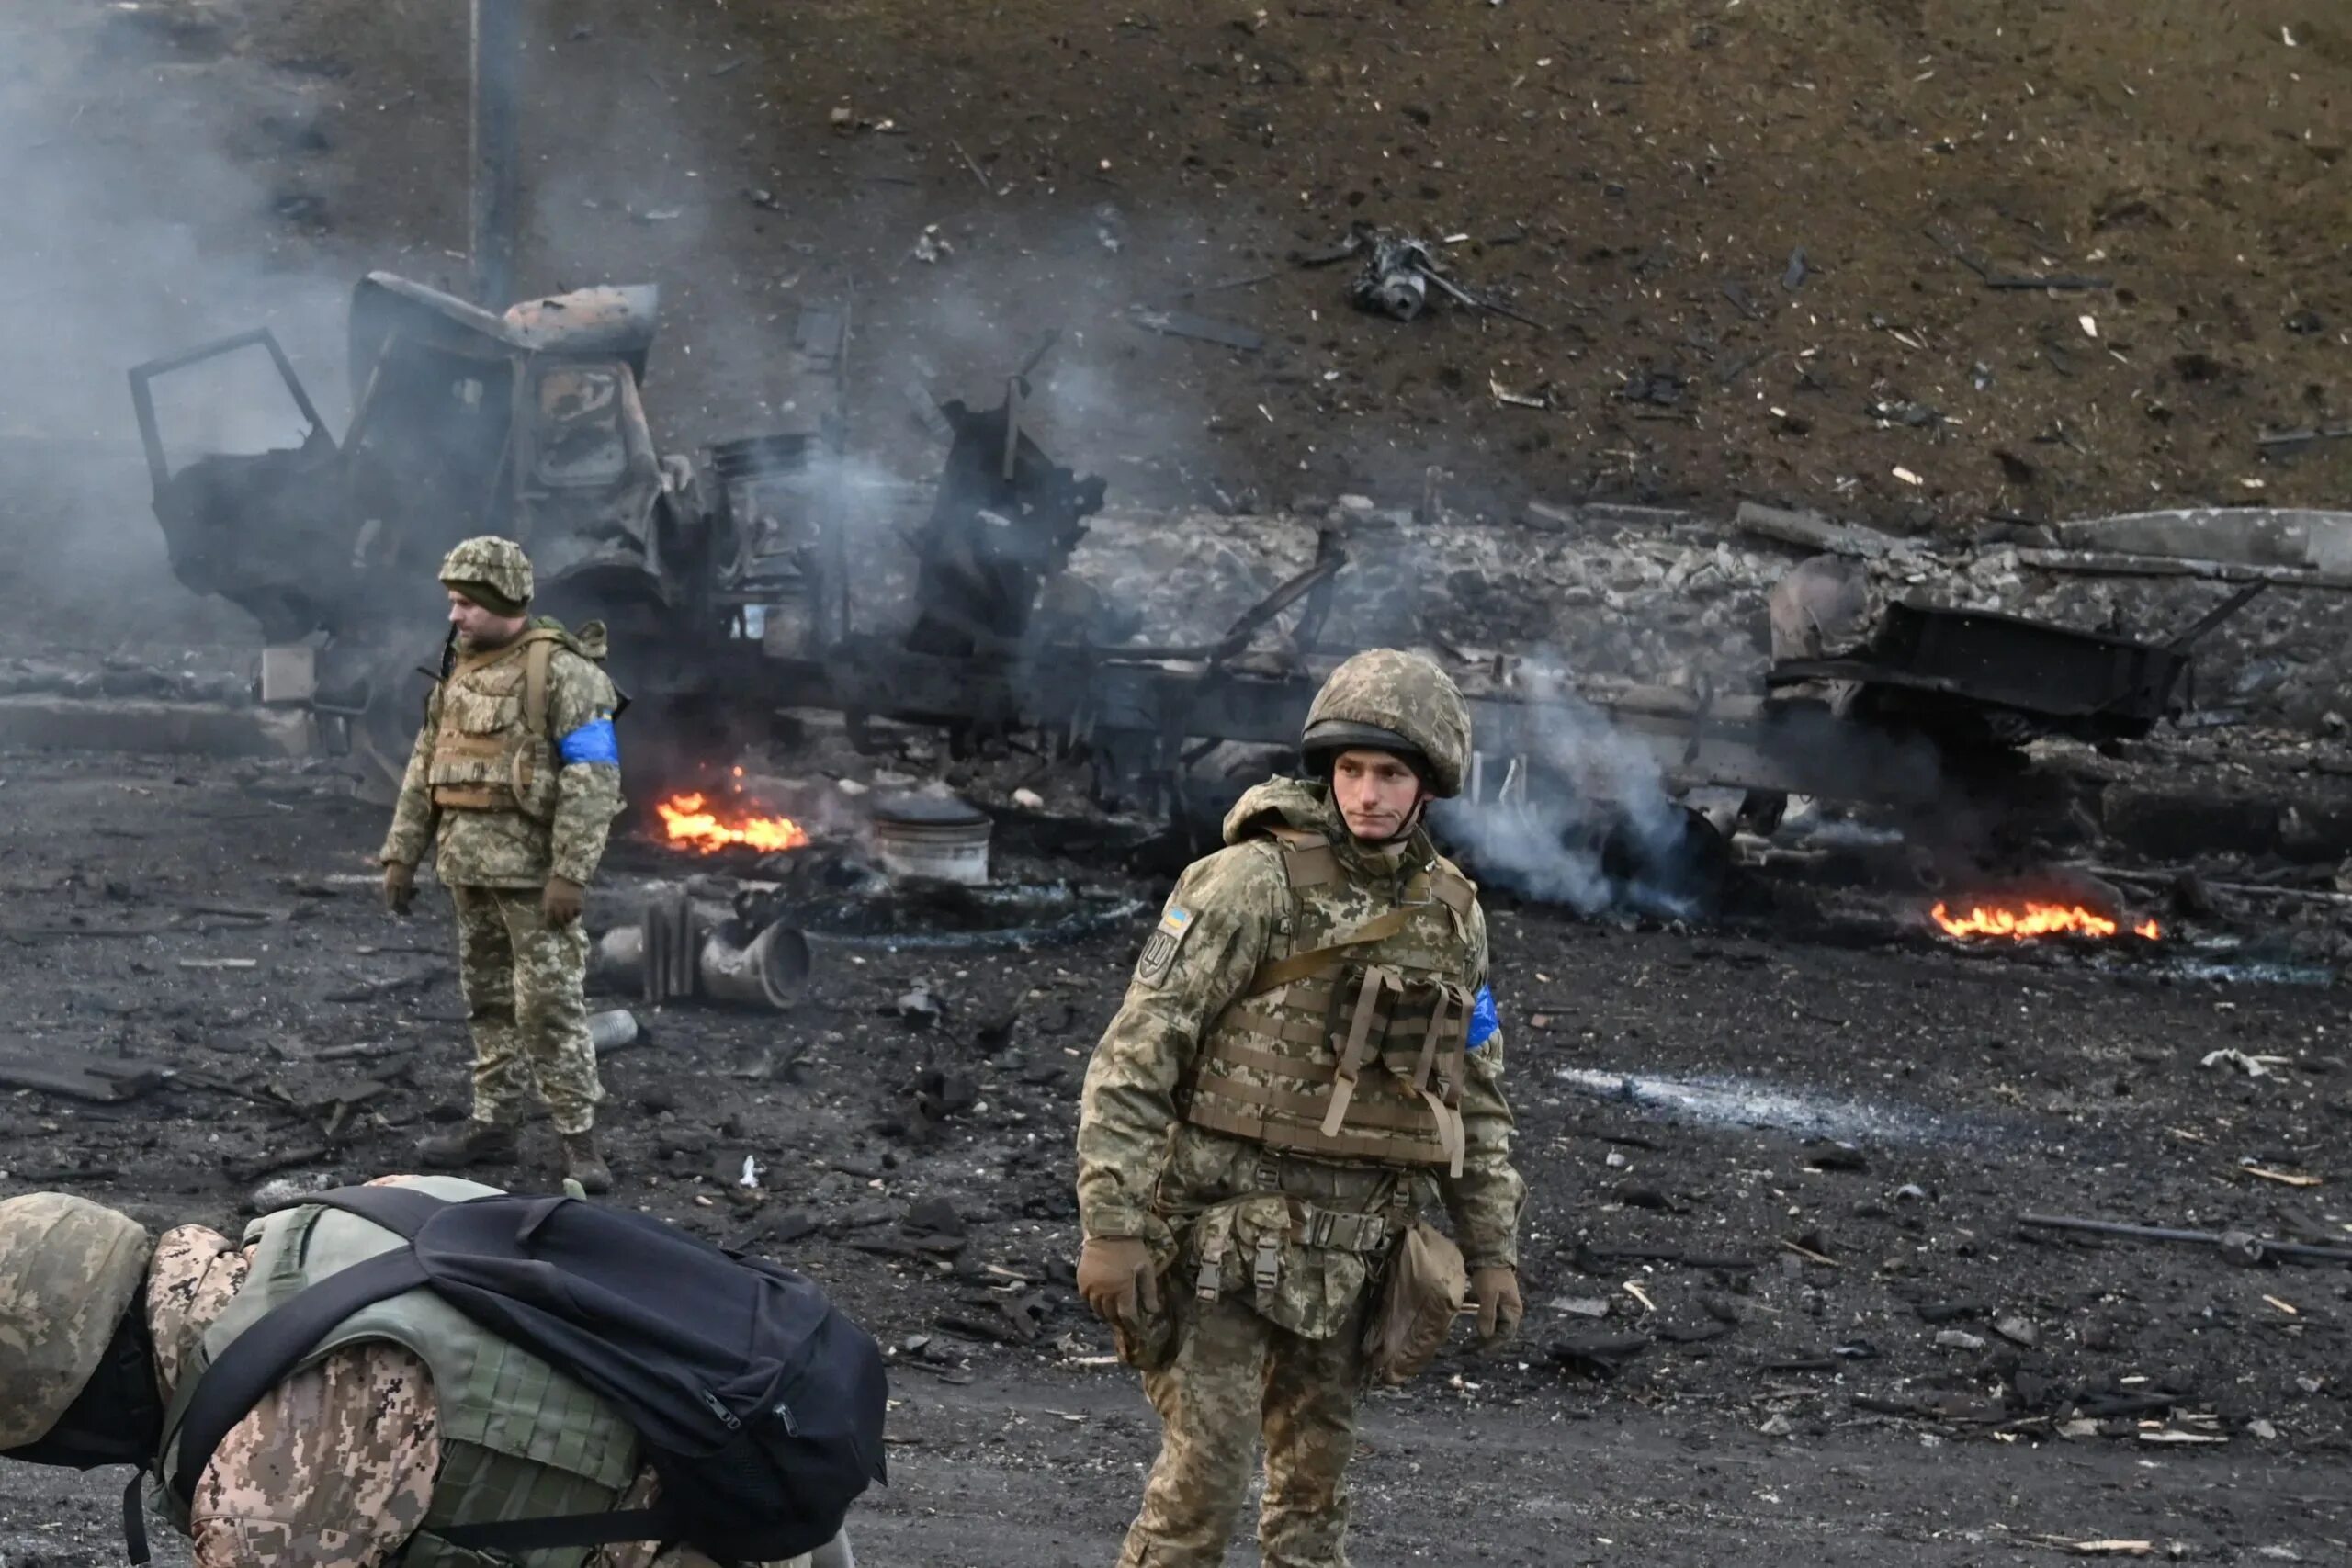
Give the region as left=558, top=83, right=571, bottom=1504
left=1361, top=1222, right=1467, bottom=1387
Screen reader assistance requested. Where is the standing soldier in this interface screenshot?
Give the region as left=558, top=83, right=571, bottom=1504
left=379, top=537, right=626, bottom=1193
left=1076, top=649, right=1527, bottom=1568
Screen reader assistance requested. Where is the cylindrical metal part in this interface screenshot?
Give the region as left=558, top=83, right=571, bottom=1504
left=698, top=922, right=811, bottom=1010
left=590, top=920, right=809, bottom=1010
left=872, top=795, right=992, bottom=885
left=588, top=1009, right=640, bottom=1054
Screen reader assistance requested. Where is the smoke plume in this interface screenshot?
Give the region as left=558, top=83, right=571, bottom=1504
left=1430, top=660, right=1713, bottom=919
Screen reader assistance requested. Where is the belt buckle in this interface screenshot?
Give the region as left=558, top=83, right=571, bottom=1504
left=1251, top=1235, right=1282, bottom=1295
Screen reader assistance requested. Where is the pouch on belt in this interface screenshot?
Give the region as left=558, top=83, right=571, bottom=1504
left=1361, top=1221, right=1467, bottom=1387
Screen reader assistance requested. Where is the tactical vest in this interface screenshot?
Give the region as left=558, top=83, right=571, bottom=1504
left=428, top=630, right=570, bottom=820
left=155, top=1178, right=639, bottom=1568
left=1181, top=827, right=1479, bottom=1177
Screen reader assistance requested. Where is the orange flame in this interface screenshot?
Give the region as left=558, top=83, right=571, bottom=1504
left=655, top=792, right=809, bottom=854
left=1931, top=900, right=2160, bottom=942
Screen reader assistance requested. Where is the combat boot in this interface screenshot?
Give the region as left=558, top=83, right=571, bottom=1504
left=560, top=1130, right=613, bottom=1195
left=417, top=1118, right=516, bottom=1168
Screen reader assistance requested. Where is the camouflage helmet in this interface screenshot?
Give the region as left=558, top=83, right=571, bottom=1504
left=1300, top=648, right=1472, bottom=798
left=0, top=1192, right=151, bottom=1449
left=437, top=535, right=534, bottom=614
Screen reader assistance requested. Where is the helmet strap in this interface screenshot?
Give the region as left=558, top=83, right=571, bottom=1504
left=1, top=1302, right=163, bottom=1471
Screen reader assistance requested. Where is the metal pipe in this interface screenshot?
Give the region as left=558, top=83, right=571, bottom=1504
left=469, top=0, right=520, bottom=308
left=2020, top=1213, right=2352, bottom=1267
left=590, top=919, right=810, bottom=1010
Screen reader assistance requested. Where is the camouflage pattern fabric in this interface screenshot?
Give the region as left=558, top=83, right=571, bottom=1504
left=147, top=1215, right=440, bottom=1568
left=1114, top=1292, right=1365, bottom=1568
left=379, top=624, right=624, bottom=889
left=0, top=1191, right=151, bottom=1447
left=1299, top=648, right=1471, bottom=797
left=141, top=1183, right=826, bottom=1568
left=452, top=884, right=601, bottom=1135
left=1079, top=772, right=1523, bottom=1568
left=1078, top=777, right=1523, bottom=1272
left=437, top=535, right=535, bottom=609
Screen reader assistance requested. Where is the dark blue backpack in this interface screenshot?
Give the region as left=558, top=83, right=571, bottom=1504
left=166, top=1185, right=888, bottom=1563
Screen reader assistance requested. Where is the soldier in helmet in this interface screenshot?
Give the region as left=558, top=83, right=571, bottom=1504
left=1075, top=648, right=1527, bottom=1568
left=379, top=536, right=627, bottom=1192
left=0, top=1185, right=848, bottom=1568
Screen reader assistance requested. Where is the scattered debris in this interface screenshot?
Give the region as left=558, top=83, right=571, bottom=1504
left=588, top=1008, right=641, bottom=1055
left=2202, top=1047, right=2289, bottom=1077
left=312, top=1039, right=417, bottom=1064
left=950, top=139, right=993, bottom=196
left=2237, top=1162, right=2321, bottom=1189
left=888, top=987, right=945, bottom=1028
left=248, top=1172, right=336, bottom=1214
left=2019, top=1213, right=2352, bottom=1267
left=1306, top=225, right=1546, bottom=330
left=1126, top=307, right=1265, bottom=352
left=0, top=1050, right=164, bottom=1103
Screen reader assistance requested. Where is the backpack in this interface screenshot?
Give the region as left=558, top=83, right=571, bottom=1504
left=164, top=1185, right=888, bottom=1563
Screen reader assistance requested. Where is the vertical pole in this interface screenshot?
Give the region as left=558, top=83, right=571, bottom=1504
left=469, top=0, right=520, bottom=309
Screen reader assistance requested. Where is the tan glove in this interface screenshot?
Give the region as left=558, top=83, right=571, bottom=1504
left=1076, top=1236, right=1159, bottom=1327
left=1470, top=1265, right=1523, bottom=1346
left=382, top=861, right=416, bottom=917
left=542, top=875, right=585, bottom=927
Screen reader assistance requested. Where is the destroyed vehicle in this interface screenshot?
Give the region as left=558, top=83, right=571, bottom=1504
left=130, top=272, right=850, bottom=794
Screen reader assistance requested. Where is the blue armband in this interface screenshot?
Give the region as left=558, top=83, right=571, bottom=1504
left=1468, top=984, right=1500, bottom=1049
left=557, top=716, right=620, bottom=766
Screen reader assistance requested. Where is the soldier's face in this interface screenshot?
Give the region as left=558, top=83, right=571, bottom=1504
left=1330, top=749, right=1425, bottom=842
left=447, top=590, right=526, bottom=647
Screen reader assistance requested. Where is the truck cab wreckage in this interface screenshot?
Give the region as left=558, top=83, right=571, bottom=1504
left=130, top=272, right=2271, bottom=919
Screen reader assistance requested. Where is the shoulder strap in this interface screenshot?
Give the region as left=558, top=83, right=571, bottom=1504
left=1262, top=826, right=1339, bottom=889
left=167, top=1247, right=429, bottom=1506
left=1245, top=906, right=1415, bottom=994
left=1429, top=863, right=1475, bottom=918
left=524, top=637, right=556, bottom=738
left=307, top=1182, right=450, bottom=1240
left=433, top=1508, right=673, bottom=1554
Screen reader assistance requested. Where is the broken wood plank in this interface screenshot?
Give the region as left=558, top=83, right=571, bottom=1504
left=324, top=968, right=450, bottom=1004
left=312, top=1039, right=421, bottom=1063
left=1734, top=500, right=1908, bottom=560
left=0, top=1052, right=164, bottom=1103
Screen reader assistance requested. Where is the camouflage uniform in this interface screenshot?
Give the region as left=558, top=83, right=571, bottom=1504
left=126, top=1180, right=838, bottom=1568
left=1078, top=650, right=1525, bottom=1568
left=378, top=538, right=625, bottom=1145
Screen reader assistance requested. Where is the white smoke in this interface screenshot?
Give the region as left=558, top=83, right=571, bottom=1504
left=1431, top=660, right=1708, bottom=918
left=0, top=1, right=360, bottom=655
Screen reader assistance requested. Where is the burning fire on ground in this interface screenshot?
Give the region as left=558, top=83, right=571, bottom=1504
left=655, top=792, right=809, bottom=854
left=1930, top=899, right=2160, bottom=942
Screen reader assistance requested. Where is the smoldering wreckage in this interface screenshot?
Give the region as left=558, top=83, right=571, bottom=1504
left=7, top=265, right=2352, bottom=1553
left=121, top=269, right=2352, bottom=950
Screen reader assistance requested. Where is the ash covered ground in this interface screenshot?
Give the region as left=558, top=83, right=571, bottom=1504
left=2, top=731, right=2350, bottom=1563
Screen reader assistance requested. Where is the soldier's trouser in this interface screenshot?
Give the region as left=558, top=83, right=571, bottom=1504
left=1116, top=1293, right=1366, bottom=1568
left=449, top=885, right=601, bottom=1135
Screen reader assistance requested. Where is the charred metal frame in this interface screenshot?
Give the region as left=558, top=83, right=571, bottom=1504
left=126, top=271, right=2256, bottom=851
